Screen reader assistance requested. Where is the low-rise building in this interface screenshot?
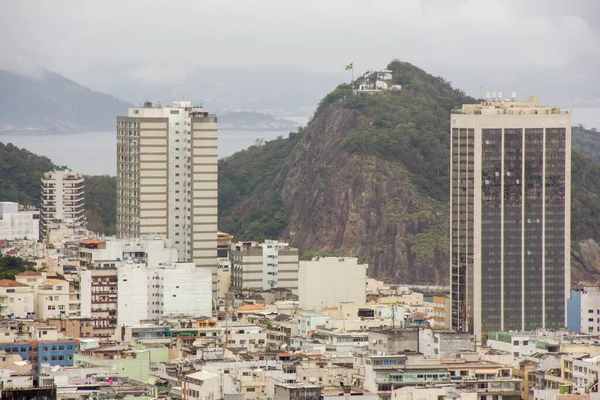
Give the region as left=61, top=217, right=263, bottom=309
left=274, top=383, right=321, bottom=400
left=182, top=370, right=222, bottom=400
left=0, top=339, right=78, bottom=373
left=46, top=317, right=93, bottom=339
left=0, top=279, right=34, bottom=318
left=231, top=240, right=299, bottom=294
left=298, top=257, right=367, bottom=310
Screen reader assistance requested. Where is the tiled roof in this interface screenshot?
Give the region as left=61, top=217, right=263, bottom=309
left=0, top=279, right=29, bottom=287
left=235, top=304, right=266, bottom=312
left=16, top=271, right=41, bottom=277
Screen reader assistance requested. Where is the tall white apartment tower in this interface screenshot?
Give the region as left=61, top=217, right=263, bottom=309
left=450, top=96, right=571, bottom=338
left=117, top=101, right=218, bottom=288
left=40, top=170, right=85, bottom=238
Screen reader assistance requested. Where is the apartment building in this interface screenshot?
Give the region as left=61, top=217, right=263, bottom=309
left=77, top=236, right=178, bottom=268
left=40, top=170, right=85, bottom=238
left=0, top=202, right=39, bottom=241
left=117, top=261, right=212, bottom=325
left=450, top=95, right=571, bottom=337
left=116, top=101, right=218, bottom=289
left=79, top=269, right=118, bottom=337
left=0, top=279, right=34, bottom=318
left=578, top=287, right=600, bottom=335
left=231, top=240, right=299, bottom=293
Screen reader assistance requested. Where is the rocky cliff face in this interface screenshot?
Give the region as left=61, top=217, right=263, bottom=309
left=275, top=107, right=448, bottom=283
left=572, top=239, right=600, bottom=284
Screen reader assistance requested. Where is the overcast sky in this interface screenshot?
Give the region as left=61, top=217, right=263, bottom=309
left=1, top=0, right=600, bottom=107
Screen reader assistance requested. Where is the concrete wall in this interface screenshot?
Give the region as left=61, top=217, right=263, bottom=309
left=298, top=257, right=367, bottom=310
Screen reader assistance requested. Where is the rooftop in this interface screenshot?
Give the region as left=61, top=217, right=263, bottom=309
left=454, top=96, right=569, bottom=116
left=16, top=271, right=41, bottom=277
left=0, top=279, right=30, bottom=288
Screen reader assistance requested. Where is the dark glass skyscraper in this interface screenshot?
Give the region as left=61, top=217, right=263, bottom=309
left=450, top=95, right=571, bottom=338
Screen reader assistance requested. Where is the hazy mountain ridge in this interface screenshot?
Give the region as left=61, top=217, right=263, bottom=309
left=219, top=112, right=298, bottom=131
left=0, top=69, right=131, bottom=133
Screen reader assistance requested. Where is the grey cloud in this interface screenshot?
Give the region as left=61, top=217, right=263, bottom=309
left=1, top=0, right=599, bottom=108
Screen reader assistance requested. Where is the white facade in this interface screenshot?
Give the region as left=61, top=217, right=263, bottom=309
left=78, top=236, right=179, bottom=268
left=580, top=286, right=600, bottom=335
left=0, top=202, right=39, bottom=241
left=117, top=262, right=212, bottom=325
left=572, top=356, right=600, bottom=394
left=0, top=280, right=34, bottom=318
left=182, top=370, right=222, bottom=400
left=231, top=240, right=299, bottom=293
left=117, top=102, right=218, bottom=291
left=225, top=323, right=266, bottom=349
left=297, top=313, right=330, bottom=337
left=35, top=279, right=73, bottom=319
left=40, top=170, right=85, bottom=237
left=298, top=257, right=367, bottom=310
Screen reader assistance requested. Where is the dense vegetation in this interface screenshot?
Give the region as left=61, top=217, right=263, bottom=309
left=217, top=61, right=600, bottom=252
left=0, top=141, right=116, bottom=235
left=0, top=142, right=58, bottom=205
left=573, top=125, right=600, bottom=163
left=0, top=255, right=35, bottom=280
left=218, top=130, right=305, bottom=241
left=339, top=61, right=476, bottom=201
left=84, top=175, right=117, bottom=235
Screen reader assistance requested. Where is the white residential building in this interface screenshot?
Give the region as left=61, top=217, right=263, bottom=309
left=231, top=240, right=299, bottom=293
left=298, top=257, right=367, bottom=310
left=0, top=279, right=34, bottom=318
left=225, top=323, right=266, bottom=350
left=297, top=313, right=330, bottom=337
left=35, top=279, right=74, bottom=320
left=182, top=370, right=222, bottom=400
left=15, top=271, right=79, bottom=319
left=0, top=202, right=39, bottom=241
left=116, top=101, right=218, bottom=289
left=40, top=170, right=85, bottom=238
left=580, top=286, right=600, bottom=335
left=77, top=236, right=178, bottom=268
left=117, top=262, right=212, bottom=325
left=572, top=355, right=600, bottom=394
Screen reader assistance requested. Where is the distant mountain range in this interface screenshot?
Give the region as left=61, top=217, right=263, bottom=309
left=0, top=69, right=132, bottom=133
left=219, top=112, right=298, bottom=131
left=0, top=69, right=304, bottom=134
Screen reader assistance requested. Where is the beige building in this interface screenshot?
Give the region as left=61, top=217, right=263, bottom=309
left=450, top=95, right=571, bottom=338
left=230, top=240, right=299, bottom=294
left=0, top=279, right=34, bottom=318
left=117, top=101, right=218, bottom=291
left=40, top=170, right=85, bottom=238
left=298, top=257, right=367, bottom=310
left=16, top=271, right=80, bottom=319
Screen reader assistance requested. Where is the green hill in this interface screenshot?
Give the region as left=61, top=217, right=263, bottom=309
left=219, top=60, right=600, bottom=283
left=0, top=141, right=115, bottom=235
